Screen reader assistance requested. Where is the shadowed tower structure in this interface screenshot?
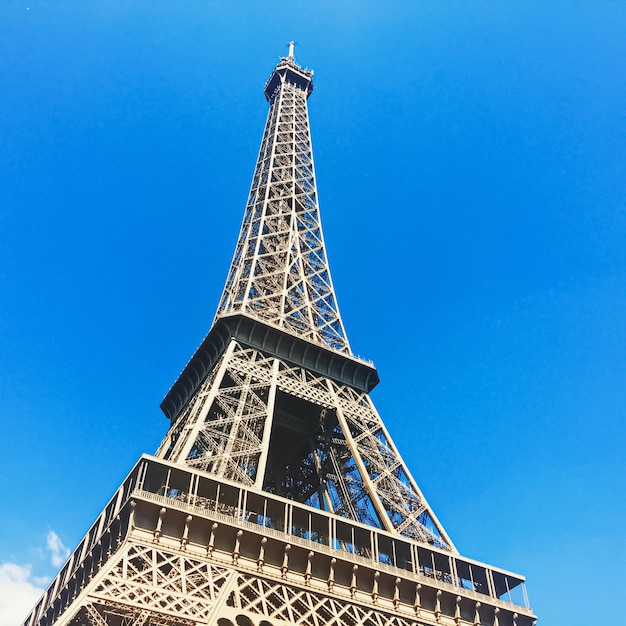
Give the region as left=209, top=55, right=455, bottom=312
left=25, top=45, right=536, bottom=626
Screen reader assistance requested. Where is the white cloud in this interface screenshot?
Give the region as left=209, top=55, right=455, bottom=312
left=0, top=531, right=69, bottom=624
left=46, top=531, right=69, bottom=568
left=0, top=563, right=46, bottom=626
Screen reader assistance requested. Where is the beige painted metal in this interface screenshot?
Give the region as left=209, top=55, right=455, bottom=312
left=156, top=339, right=452, bottom=547
left=153, top=50, right=455, bottom=547
left=24, top=470, right=535, bottom=625
left=24, top=49, right=536, bottom=626
left=216, top=57, right=350, bottom=355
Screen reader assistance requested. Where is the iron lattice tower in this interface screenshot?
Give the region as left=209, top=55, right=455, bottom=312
left=25, top=47, right=536, bottom=626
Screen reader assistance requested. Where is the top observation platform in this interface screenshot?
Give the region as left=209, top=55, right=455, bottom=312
left=264, top=42, right=314, bottom=101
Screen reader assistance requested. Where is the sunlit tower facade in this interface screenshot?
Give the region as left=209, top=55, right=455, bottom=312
left=25, top=46, right=536, bottom=626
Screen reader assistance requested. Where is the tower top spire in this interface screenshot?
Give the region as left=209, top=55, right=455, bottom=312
left=25, top=48, right=535, bottom=626
left=263, top=44, right=313, bottom=102
left=213, top=48, right=347, bottom=356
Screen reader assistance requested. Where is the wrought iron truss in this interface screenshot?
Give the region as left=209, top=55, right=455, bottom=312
left=156, top=340, right=452, bottom=549
left=158, top=49, right=452, bottom=551
left=216, top=54, right=349, bottom=354
left=24, top=47, right=536, bottom=626
left=26, top=457, right=534, bottom=626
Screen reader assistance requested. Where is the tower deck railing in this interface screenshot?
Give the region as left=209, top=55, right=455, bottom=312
left=24, top=455, right=533, bottom=626
left=137, top=455, right=531, bottom=610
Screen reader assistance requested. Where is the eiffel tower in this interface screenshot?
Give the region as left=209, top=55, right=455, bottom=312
left=25, top=45, right=536, bottom=626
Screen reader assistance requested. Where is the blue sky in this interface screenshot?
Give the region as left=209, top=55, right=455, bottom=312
left=1, top=2, right=625, bottom=624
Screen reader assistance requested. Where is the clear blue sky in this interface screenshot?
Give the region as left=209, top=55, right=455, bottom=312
left=1, top=2, right=625, bottom=624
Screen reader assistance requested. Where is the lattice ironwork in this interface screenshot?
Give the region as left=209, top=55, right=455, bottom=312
left=153, top=50, right=451, bottom=548
left=156, top=340, right=452, bottom=550
left=60, top=544, right=234, bottom=626
left=229, top=574, right=425, bottom=626
left=91, top=544, right=231, bottom=619
left=216, top=55, right=350, bottom=354
left=24, top=47, right=535, bottom=626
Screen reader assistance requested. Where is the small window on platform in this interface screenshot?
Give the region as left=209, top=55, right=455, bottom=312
left=141, top=461, right=168, bottom=495
left=335, top=520, right=355, bottom=553
left=310, top=511, right=328, bottom=545
left=353, top=526, right=372, bottom=559
left=264, top=497, right=286, bottom=531
left=216, top=483, right=240, bottom=517
left=292, top=507, right=309, bottom=539
left=245, top=492, right=265, bottom=524
left=432, top=551, right=453, bottom=584
left=394, top=540, right=413, bottom=572
left=378, top=534, right=394, bottom=566
left=492, top=570, right=527, bottom=607
left=196, top=476, right=219, bottom=510
left=165, top=467, right=192, bottom=501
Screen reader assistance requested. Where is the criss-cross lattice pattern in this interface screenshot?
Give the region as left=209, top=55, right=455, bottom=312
left=229, top=574, right=426, bottom=626
left=156, top=341, right=452, bottom=550
left=216, top=61, right=350, bottom=354
left=77, top=600, right=197, bottom=626
left=157, top=345, right=275, bottom=485
left=23, top=51, right=536, bottom=626
left=90, top=544, right=232, bottom=621
left=156, top=56, right=450, bottom=549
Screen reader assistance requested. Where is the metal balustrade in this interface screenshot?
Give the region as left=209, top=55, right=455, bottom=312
left=137, top=454, right=530, bottom=610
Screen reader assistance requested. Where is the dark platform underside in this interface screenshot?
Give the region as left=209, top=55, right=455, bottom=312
left=160, top=313, right=379, bottom=421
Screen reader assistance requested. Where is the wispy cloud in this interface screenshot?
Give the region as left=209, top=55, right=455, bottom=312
left=46, top=531, right=69, bottom=568
left=0, top=530, right=69, bottom=624
left=0, top=563, right=46, bottom=626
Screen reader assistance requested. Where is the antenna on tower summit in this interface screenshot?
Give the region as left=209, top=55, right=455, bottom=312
left=24, top=48, right=536, bottom=626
